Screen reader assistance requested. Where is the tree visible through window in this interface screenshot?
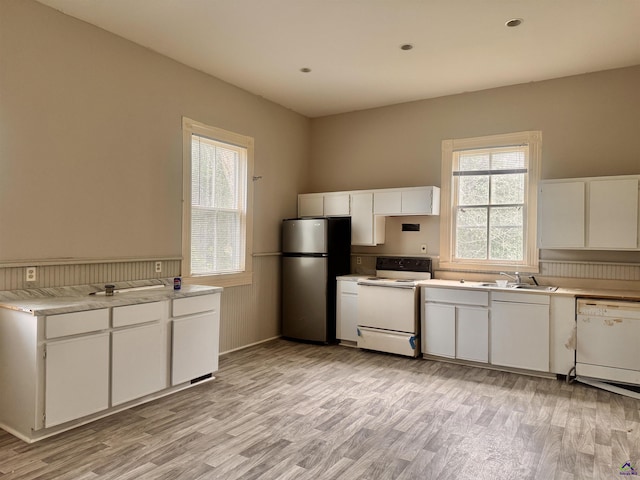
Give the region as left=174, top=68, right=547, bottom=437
left=440, top=131, right=541, bottom=273
left=191, top=135, right=245, bottom=274
left=182, top=117, right=254, bottom=285
left=454, top=147, right=527, bottom=262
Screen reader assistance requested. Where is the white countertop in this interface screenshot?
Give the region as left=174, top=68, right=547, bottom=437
left=418, top=279, right=640, bottom=301
left=339, top=276, right=640, bottom=301
left=0, top=281, right=223, bottom=316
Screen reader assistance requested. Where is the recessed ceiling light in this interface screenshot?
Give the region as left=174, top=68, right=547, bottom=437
left=300, top=67, right=312, bottom=73
left=505, top=18, right=523, bottom=27
left=400, top=44, right=413, bottom=51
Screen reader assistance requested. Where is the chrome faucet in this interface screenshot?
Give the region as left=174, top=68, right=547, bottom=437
left=499, top=272, right=521, bottom=283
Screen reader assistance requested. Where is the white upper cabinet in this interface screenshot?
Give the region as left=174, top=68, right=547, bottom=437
left=298, top=193, right=324, bottom=217
left=298, top=185, right=439, bottom=245
left=373, top=191, right=402, bottom=215
left=538, top=175, right=640, bottom=250
left=323, top=193, right=350, bottom=216
left=351, top=192, right=385, bottom=246
left=588, top=178, right=638, bottom=249
left=298, top=192, right=350, bottom=217
left=538, top=181, right=585, bottom=248
left=373, top=187, right=440, bottom=216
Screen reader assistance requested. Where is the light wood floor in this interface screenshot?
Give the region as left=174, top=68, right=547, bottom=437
left=1, top=339, right=639, bottom=479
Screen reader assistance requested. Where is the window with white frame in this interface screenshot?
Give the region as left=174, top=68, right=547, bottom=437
left=440, top=131, right=541, bottom=272
left=182, top=118, right=253, bottom=285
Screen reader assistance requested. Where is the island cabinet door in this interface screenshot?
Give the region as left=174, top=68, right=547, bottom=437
left=44, top=333, right=110, bottom=428
left=112, top=323, right=167, bottom=406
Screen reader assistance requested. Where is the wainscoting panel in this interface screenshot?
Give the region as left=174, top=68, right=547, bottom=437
left=220, top=254, right=281, bottom=354
left=540, top=260, right=640, bottom=281
left=0, top=260, right=182, bottom=291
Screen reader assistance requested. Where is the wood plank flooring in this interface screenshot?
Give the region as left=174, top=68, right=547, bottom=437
left=1, top=338, right=640, bottom=479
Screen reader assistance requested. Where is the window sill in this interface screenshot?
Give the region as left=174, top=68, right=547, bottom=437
left=182, top=271, right=253, bottom=288
left=439, top=261, right=538, bottom=274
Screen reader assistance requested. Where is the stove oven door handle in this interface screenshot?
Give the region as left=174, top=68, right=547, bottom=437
left=356, top=281, right=416, bottom=289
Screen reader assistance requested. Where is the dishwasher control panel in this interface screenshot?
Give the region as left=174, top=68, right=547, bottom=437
left=577, top=299, right=640, bottom=319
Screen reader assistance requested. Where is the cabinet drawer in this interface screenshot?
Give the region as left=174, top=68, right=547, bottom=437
left=113, top=301, right=163, bottom=328
left=423, top=287, right=488, bottom=306
left=491, top=291, right=550, bottom=305
left=45, top=309, right=109, bottom=339
left=172, top=294, right=219, bottom=317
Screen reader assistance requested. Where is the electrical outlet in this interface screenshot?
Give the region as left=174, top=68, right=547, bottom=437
left=26, top=266, right=37, bottom=282
left=155, top=261, right=162, bottom=273
left=356, top=256, right=362, bottom=265
left=420, top=244, right=427, bottom=253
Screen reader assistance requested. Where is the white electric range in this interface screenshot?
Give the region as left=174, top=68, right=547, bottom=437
left=356, top=257, right=432, bottom=357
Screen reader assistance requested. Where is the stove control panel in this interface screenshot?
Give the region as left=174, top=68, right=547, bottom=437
left=375, top=256, right=432, bottom=274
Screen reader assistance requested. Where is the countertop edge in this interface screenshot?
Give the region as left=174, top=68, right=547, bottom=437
left=0, top=285, right=223, bottom=316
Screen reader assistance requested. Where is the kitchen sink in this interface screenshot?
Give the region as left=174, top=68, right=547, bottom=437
left=511, top=284, right=558, bottom=292
left=476, top=282, right=557, bottom=292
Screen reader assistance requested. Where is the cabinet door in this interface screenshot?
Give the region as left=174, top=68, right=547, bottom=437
left=324, top=193, right=350, bottom=216
left=112, top=323, right=167, bottom=406
left=373, top=191, right=401, bottom=215
left=456, top=306, right=488, bottom=363
left=550, top=296, right=576, bottom=375
left=588, top=178, right=638, bottom=249
left=172, top=312, right=220, bottom=385
left=422, top=303, right=455, bottom=358
left=538, top=181, right=585, bottom=248
left=45, top=333, right=109, bottom=427
left=351, top=192, right=385, bottom=245
left=402, top=188, right=432, bottom=215
left=337, top=281, right=358, bottom=342
left=491, top=301, right=549, bottom=372
left=298, top=194, right=324, bottom=217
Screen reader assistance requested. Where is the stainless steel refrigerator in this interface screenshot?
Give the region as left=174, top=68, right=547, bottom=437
left=282, top=217, right=351, bottom=343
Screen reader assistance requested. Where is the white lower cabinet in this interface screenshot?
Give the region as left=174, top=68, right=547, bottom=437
left=171, top=294, right=220, bottom=386
left=337, top=280, right=358, bottom=343
left=422, top=288, right=489, bottom=362
left=422, top=303, right=455, bottom=357
left=550, top=295, right=576, bottom=375
left=456, top=306, right=489, bottom=363
left=112, top=323, right=167, bottom=406
left=490, top=292, right=550, bottom=372
left=0, top=290, right=221, bottom=443
left=111, top=302, right=168, bottom=406
left=45, top=333, right=110, bottom=428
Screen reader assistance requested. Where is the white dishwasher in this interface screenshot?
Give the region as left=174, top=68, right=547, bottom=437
left=576, top=298, right=640, bottom=388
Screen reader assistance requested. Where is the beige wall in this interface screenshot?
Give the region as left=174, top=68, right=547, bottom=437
left=0, top=0, right=308, bottom=263
left=309, top=66, right=640, bottom=193
left=2, top=0, right=640, bottom=349
left=0, top=0, right=310, bottom=351
left=309, top=65, right=640, bottom=265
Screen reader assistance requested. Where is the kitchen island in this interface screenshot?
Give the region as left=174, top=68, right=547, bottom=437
left=0, top=281, right=222, bottom=443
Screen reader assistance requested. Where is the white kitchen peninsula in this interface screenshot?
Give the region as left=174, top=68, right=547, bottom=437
left=0, top=282, right=221, bottom=443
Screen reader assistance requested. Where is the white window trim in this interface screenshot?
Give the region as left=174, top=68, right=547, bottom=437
left=439, top=130, right=541, bottom=273
left=182, top=117, right=254, bottom=287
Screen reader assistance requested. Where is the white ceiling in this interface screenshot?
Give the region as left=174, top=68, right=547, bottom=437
left=36, top=0, right=640, bottom=118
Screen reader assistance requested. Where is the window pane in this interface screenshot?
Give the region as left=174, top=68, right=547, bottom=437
left=489, top=207, right=523, bottom=261
left=491, top=150, right=525, bottom=170
left=214, top=147, right=239, bottom=209
left=458, top=153, right=489, bottom=171
left=458, top=175, right=489, bottom=206
left=214, top=211, right=241, bottom=272
left=191, top=207, right=217, bottom=274
left=190, top=131, right=246, bottom=276
left=455, top=208, right=487, bottom=259
left=491, top=173, right=525, bottom=205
